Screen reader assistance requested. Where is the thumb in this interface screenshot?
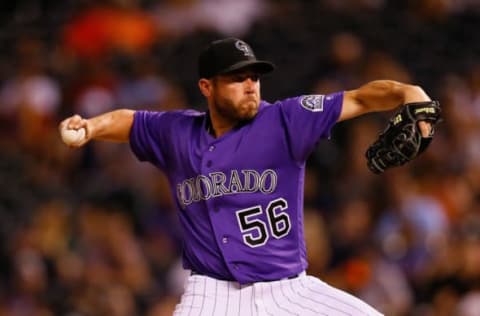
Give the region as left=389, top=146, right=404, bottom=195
left=418, top=121, right=432, bottom=137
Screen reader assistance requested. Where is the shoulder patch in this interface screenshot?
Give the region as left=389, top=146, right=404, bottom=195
left=300, top=95, right=324, bottom=112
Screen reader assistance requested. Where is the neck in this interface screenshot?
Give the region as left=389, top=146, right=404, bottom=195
left=207, top=111, right=237, bottom=138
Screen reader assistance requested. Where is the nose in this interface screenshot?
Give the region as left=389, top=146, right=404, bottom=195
left=244, top=77, right=256, bottom=92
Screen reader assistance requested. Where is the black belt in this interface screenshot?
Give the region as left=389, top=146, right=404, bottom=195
left=190, top=271, right=301, bottom=281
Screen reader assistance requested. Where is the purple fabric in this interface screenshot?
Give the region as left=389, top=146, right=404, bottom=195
left=129, top=92, right=343, bottom=284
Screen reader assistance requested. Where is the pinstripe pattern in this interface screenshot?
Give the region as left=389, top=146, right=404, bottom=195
left=251, top=283, right=256, bottom=316
left=212, top=279, right=218, bottom=315
left=225, top=282, right=230, bottom=316
left=174, top=272, right=383, bottom=316
left=293, top=279, right=352, bottom=315
left=187, top=278, right=197, bottom=316
left=238, top=284, right=242, bottom=316
left=252, top=280, right=257, bottom=316
left=282, top=278, right=324, bottom=315
left=269, top=282, right=299, bottom=315
left=197, top=278, right=206, bottom=315
left=301, top=277, right=361, bottom=315
left=302, top=276, right=383, bottom=316
left=226, top=281, right=240, bottom=316
left=287, top=277, right=334, bottom=315
left=259, top=282, right=275, bottom=316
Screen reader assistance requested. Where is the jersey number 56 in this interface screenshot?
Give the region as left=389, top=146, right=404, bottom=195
left=235, top=198, right=291, bottom=248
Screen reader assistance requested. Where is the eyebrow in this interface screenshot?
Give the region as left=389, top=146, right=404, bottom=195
left=227, top=66, right=261, bottom=75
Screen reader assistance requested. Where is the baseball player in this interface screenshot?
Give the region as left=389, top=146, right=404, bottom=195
left=59, top=38, right=441, bottom=315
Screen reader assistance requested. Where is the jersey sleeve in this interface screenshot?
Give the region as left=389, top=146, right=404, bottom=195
left=278, top=91, right=343, bottom=162
left=129, top=110, right=170, bottom=170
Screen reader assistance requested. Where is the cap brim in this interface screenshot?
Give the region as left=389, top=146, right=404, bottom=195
left=219, top=60, right=275, bottom=76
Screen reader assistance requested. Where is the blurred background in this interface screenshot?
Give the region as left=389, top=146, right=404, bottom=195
left=0, top=0, right=479, bottom=315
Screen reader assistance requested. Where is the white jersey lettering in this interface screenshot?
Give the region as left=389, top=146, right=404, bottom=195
left=176, top=169, right=278, bottom=207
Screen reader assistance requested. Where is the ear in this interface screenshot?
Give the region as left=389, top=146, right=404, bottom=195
left=198, top=78, right=212, bottom=98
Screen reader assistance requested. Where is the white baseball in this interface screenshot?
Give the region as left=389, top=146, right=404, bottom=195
left=61, top=127, right=86, bottom=145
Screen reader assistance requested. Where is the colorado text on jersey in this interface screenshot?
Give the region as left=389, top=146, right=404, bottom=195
left=176, top=169, right=278, bottom=207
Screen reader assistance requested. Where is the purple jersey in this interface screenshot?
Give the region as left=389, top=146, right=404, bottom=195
left=129, top=92, right=343, bottom=284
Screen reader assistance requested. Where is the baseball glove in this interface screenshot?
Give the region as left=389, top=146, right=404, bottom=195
left=365, top=101, right=442, bottom=174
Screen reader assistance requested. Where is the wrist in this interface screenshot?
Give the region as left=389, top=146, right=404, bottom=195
left=85, top=119, right=96, bottom=140
left=403, top=85, right=431, bottom=104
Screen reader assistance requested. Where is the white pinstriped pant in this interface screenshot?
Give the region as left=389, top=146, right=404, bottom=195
left=173, top=272, right=383, bottom=316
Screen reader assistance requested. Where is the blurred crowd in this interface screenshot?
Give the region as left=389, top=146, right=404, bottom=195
left=0, top=0, right=479, bottom=315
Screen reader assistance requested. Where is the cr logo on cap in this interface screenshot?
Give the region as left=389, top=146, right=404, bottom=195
left=235, top=40, right=254, bottom=57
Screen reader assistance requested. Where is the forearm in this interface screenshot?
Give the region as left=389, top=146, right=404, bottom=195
left=88, top=109, right=135, bottom=142
left=356, top=80, right=431, bottom=111
left=340, top=80, right=432, bottom=121
left=59, top=109, right=135, bottom=147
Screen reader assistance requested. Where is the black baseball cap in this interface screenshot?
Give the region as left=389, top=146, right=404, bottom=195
left=198, top=37, right=275, bottom=79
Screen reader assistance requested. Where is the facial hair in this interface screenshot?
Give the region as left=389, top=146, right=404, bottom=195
left=211, top=92, right=259, bottom=124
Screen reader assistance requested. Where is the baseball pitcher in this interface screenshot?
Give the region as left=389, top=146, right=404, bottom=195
left=59, top=38, right=441, bottom=315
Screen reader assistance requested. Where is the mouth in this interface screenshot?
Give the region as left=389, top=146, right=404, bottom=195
left=242, top=98, right=258, bottom=110
left=244, top=95, right=258, bottom=105
left=239, top=100, right=259, bottom=119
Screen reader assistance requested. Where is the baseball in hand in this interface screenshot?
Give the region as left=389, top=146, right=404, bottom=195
left=61, top=127, right=86, bottom=145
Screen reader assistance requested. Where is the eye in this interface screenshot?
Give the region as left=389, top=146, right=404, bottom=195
left=231, top=73, right=259, bottom=82
left=250, top=74, right=260, bottom=82
left=233, top=75, right=245, bottom=82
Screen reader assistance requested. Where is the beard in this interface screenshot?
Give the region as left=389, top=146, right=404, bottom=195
left=211, top=93, right=260, bottom=123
